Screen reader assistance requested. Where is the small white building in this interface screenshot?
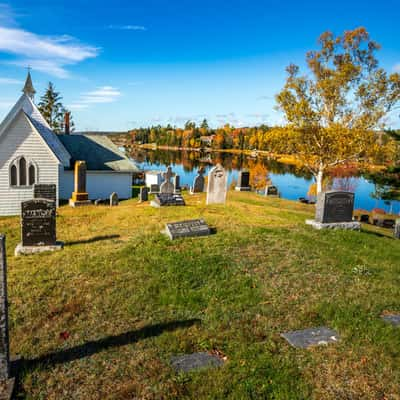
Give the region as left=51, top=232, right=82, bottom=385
left=145, top=170, right=163, bottom=188
left=0, top=73, right=139, bottom=216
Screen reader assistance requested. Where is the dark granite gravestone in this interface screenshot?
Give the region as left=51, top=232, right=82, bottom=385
left=235, top=171, right=251, bottom=191
left=381, top=313, right=400, bottom=326
left=170, top=353, right=224, bottom=373
left=190, top=169, right=205, bottom=194
left=307, top=191, right=360, bottom=230
left=281, top=327, right=339, bottom=348
left=139, top=187, right=149, bottom=202
left=164, top=219, right=211, bottom=240
left=15, top=199, right=63, bottom=255
left=151, top=193, right=185, bottom=208
left=22, top=199, right=56, bottom=246
left=265, top=185, right=279, bottom=196
left=394, top=219, right=400, bottom=239
left=316, top=191, right=354, bottom=223
left=0, top=235, right=16, bottom=399
left=149, top=184, right=160, bottom=194
left=110, top=192, right=119, bottom=206
left=33, top=184, right=57, bottom=203
left=173, top=175, right=181, bottom=193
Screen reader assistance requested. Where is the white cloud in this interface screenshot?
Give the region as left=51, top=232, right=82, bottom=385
left=0, top=24, right=99, bottom=78
left=0, top=77, right=22, bottom=84
left=68, top=86, right=121, bottom=110
left=394, top=64, right=400, bottom=73
left=108, top=24, right=146, bottom=31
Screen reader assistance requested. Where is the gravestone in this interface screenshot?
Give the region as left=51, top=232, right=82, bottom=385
left=394, top=219, right=400, bottom=239
left=281, top=327, right=340, bottom=348
left=139, top=187, right=149, bottom=202
left=15, top=199, right=63, bottom=255
left=160, top=166, right=174, bottom=194
left=110, top=192, right=119, bottom=206
left=33, top=184, right=57, bottom=203
left=69, top=161, right=91, bottom=207
left=206, top=164, right=227, bottom=205
left=170, top=353, right=224, bottom=373
left=149, top=184, right=160, bottom=194
left=306, top=191, right=360, bottom=230
left=150, top=193, right=185, bottom=208
left=265, top=185, right=279, bottom=196
left=173, top=175, right=181, bottom=193
left=381, top=313, right=400, bottom=327
left=0, top=235, right=15, bottom=399
left=164, top=219, right=211, bottom=240
left=190, top=169, right=205, bottom=194
left=235, top=171, right=251, bottom=191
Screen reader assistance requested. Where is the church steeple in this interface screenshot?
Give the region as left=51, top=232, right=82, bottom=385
left=22, top=69, right=36, bottom=100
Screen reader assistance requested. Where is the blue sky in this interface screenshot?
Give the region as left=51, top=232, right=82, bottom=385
left=0, top=0, right=399, bottom=130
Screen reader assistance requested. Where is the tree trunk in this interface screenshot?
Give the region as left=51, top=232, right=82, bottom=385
left=316, top=168, right=324, bottom=195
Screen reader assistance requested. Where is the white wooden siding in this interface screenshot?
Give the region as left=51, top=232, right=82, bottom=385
left=0, top=112, right=60, bottom=216
left=59, top=171, right=133, bottom=200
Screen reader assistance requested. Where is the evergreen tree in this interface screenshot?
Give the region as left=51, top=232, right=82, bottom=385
left=38, top=82, right=74, bottom=134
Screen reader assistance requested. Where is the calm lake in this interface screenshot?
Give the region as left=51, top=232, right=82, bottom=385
left=130, top=148, right=400, bottom=214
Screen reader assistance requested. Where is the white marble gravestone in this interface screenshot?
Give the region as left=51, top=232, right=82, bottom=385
left=206, top=164, right=227, bottom=205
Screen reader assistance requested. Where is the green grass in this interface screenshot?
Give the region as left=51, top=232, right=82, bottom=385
left=1, top=191, right=399, bottom=399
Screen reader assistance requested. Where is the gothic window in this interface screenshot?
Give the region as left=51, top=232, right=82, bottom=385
left=9, top=157, right=37, bottom=187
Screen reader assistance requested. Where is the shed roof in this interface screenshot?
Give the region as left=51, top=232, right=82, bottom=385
left=58, top=134, right=139, bottom=172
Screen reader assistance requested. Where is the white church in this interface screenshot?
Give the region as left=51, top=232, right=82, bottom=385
left=0, top=73, right=138, bottom=216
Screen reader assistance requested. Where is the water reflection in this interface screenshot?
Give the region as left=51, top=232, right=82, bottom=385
left=130, top=148, right=400, bottom=214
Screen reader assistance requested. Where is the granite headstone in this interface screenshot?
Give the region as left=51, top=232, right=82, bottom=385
left=33, top=184, right=57, bottom=203
left=139, top=187, right=149, bottom=202
left=206, top=164, right=227, bottom=205
left=110, top=192, right=119, bottom=206
left=316, top=191, right=354, bottom=223
left=190, top=169, right=205, bottom=193
left=160, top=166, right=174, bottom=194
left=394, top=219, right=400, bottom=239
left=235, top=171, right=250, bottom=191
left=173, top=175, right=181, bottom=193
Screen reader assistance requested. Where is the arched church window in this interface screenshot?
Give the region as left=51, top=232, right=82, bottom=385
left=19, top=157, right=27, bottom=186
left=10, top=165, right=17, bottom=186
left=29, top=164, right=36, bottom=186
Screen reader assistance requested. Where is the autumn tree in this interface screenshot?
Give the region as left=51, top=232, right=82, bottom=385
left=38, top=82, right=74, bottom=134
left=273, top=28, right=400, bottom=193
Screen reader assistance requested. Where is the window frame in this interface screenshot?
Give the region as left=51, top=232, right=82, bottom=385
left=9, top=156, right=38, bottom=188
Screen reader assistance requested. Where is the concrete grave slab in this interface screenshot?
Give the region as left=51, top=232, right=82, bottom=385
left=281, top=327, right=339, bottom=349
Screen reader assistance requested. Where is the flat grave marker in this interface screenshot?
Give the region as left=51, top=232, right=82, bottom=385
left=281, top=326, right=340, bottom=349
left=150, top=193, right=185, bottom=208
left=381, top=313, right=400, bottom=327
left=163, top=219, right=211, bottom=240
left=170, top=353, right=224, bottom=373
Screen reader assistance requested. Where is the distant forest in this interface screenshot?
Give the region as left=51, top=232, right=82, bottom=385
left=127, top=119, right=274, bottom=150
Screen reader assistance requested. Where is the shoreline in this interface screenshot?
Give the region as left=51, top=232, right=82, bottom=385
left=130, top=143, right=386, bottom=172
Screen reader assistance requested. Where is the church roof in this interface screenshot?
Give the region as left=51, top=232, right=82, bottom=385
left=0, top=94, right=71, bottom=166
left=58, top=134, right=139, bottom=172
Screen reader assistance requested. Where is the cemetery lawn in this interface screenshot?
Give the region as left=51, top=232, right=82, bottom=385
left=1, top=192, right=400, bottom=400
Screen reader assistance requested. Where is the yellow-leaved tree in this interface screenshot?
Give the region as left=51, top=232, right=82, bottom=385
left=271, top=28, right=400, bottom=194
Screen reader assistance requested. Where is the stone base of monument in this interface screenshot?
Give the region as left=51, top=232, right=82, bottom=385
left=235, top=186, right=251, bottom=191
left=306, top=219, right=361, bottom=231
left=15, top=242, right=64, bottom=256
left=69, top=199, right=92, bottom=207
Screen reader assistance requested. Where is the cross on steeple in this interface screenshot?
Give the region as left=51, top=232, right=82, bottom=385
left=22, top=68, right=36, bottom=100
